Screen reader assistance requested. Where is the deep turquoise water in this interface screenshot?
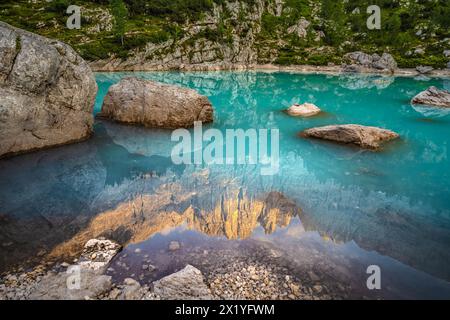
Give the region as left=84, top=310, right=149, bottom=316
left=1, top=71, right=450, bottom=298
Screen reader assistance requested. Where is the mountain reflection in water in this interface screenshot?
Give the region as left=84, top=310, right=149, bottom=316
left=1, top=72, right=450, bottom=300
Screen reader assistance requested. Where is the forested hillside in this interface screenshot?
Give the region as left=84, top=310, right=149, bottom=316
left=1, top=0, right=449, bottom=68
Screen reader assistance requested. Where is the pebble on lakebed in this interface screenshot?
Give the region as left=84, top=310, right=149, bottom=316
left=168, top=241, right=181, bottom=251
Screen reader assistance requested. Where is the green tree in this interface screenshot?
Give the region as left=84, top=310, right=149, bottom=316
left=110, top=0, right=128, bottom=46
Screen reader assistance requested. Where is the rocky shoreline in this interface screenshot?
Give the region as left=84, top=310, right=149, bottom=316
left=0, top=238, right=350, bottom=300
left=90, top=62, right=450, bottom=77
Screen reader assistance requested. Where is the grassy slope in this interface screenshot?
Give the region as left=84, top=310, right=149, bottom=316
left=0, top=0, right=449, bottom=68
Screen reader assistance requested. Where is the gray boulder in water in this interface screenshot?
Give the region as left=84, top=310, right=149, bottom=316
left=411, top=86, right=450, bottom=108
left=300, top=124, right=399, bottom=150
left=99, top=77, right=214, bottom=128
left=0, top=22, right=98, bottom=158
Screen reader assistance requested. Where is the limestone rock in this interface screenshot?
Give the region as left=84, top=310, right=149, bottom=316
left=300, top=124, right=399, bottom=150
left=78, top=239, right=121, bottom=271
left=345, top=52, right=375, bottom=67
left=285, top=103, right=321, bottom=117
left=120, top=278, right=146, bottom=300
left=411, top=86, right=450, bottom=108
left=29, top=269, right=112, bottom=300
left=372, top=53, right=398, bottom=71
left=343, top=52, right=397, bottom=73
left=416, top=66, right=434, bottom=74
left=152, top=265, right=214, bottom=300
left=0, top=22, right=97, bottom=158
left=287, top=18, right=310, bottom=38
left=98, top=77, right=214, bottom=128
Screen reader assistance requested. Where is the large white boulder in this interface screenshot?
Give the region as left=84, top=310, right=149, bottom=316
left=99, top=77, right=214, bottom=128
left=0, top=22, right=97, bottom=158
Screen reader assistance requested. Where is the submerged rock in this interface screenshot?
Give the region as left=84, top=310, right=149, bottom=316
left=0, top=22, right=97, bottom=158
left=285, top=103, right=321, bottom=117
left=98, top=77, right=214, bottom=128
left=411, top=86, right=450, bottom=108
left=300, top=124, right=399, bottom=150
left=152, top=265, right=213, bottom=300
left=411, top=105, right=450, bottom=118
left=168, top=241, right=181, bottom=251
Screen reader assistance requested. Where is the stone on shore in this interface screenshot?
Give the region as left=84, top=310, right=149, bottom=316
left=98, top=77, right=214, bottom=128
left=152, top=265, right=213, bottom=300
left=342, top=52, right=397, bottom=73
left=411, top=86, right=450, bottom=108
left=28, top=268, right=112, bottom=300
left=27, top=238, right=120, bottom=299
left=78, top=239, right=122, bottom=271
left=300, top=124, right=399, bottom=150
left=285, top=103, right=321, bottom=117
left=0, top=22, right=97, bottom=158
left=416, top=66, right=434, bottom=74
left=120, top=278, right=147, bottom=300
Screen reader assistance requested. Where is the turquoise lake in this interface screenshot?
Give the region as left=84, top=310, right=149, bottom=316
left=1, top=71, right=450, bottom=299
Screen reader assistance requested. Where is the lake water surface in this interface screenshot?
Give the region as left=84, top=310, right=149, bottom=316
left=1, top=72, right=450, bottom=299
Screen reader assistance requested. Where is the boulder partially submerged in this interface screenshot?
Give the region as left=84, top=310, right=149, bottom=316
left=411, top=86, right=450, bottom=108
left=0, top=22, right=97, bottom=158
left=285, top=103, right=321, bottom=117
left=300, top=124, right=399, bottom=150
left=98, top=77, right=214, bottom=128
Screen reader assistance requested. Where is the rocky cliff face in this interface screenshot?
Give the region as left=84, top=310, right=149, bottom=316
left=0, top=22, right=98, bottom=158
left=89, top=0, right=325, bottom=71
left=90, top=0, right=267, bottom=70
